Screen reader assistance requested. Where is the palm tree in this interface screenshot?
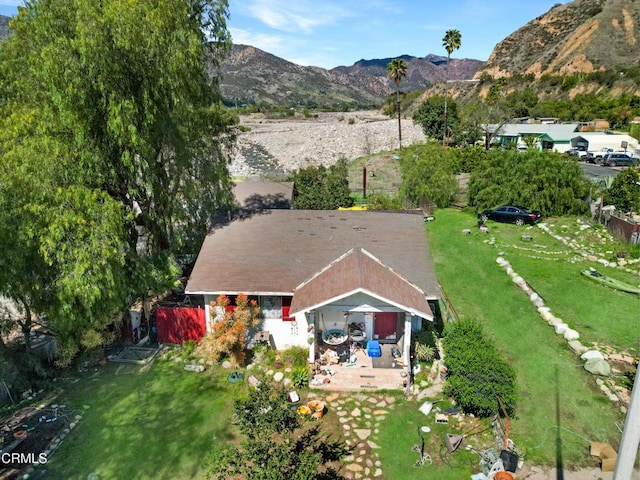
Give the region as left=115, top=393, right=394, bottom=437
left=442, top=29, right=461, bottom=146
left=387, top=58, right=408, bottom=149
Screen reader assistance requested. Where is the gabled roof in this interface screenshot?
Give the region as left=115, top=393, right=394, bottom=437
left=290, top=248, right=433, bottom=319
left=186, top=209, right=440, bottom=300
left=492, top=123, right=580, bottom=137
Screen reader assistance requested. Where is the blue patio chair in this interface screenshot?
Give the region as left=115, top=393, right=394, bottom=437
left=367, top=340, right=381, bottom=358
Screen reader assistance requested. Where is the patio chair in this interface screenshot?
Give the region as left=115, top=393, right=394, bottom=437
left=366, top=340, right=381, bottom=357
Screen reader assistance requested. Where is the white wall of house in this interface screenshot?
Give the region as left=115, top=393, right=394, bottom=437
left=263, top=314, right=309, bottom=350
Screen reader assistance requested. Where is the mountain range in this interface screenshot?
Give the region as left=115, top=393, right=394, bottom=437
left=2, top=0, right=639, bottom=106
left=218, top=45, right=482, bottom=107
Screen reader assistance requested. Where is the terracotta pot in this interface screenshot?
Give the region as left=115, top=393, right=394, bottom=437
left=307, top=400, right=326, bottom=419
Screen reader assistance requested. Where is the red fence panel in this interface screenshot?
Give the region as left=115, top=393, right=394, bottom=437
left=155, top=307, right=206, bottom=344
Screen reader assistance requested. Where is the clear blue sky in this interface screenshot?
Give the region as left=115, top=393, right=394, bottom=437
left=1, top=0, right=572, bottom=68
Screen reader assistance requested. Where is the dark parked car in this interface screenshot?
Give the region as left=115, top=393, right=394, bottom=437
left=600, top=153, right=638, bottom=167
left=479, top=205, right=542, bottom=226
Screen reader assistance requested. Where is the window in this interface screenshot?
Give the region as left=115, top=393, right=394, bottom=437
left=260, top=296, right=282, bottom=319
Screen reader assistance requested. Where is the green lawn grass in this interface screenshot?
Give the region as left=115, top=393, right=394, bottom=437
left=375, top=399, right=496, bottom=480
left=42, top=360, right=242, bottom=480
left=424, top=208, right=637, bottom=466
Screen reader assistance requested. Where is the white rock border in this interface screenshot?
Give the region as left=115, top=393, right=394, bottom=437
left=494, top=256, right=612, bottom=377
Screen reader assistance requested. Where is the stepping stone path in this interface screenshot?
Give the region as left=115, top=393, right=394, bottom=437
left=306, top=392, right=399, bottom=479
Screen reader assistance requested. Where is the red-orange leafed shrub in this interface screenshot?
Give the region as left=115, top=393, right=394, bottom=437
left=197, top=293, right=260, bottom=366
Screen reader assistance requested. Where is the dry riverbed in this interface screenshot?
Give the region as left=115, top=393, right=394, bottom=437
left=230, top=110, right=425, bottom=177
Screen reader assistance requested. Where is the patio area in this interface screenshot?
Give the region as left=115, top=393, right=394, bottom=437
left=311, top=341, right=409, bottom=392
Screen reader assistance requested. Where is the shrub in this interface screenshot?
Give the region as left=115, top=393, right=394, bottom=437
left=366, top=193, right=402, bottom=210
left=603, top=168, right=640, bottom=213
left=290, top=158, right=354, bottom=209
left=414, top=344, right=435, bottom=363
left=181, top=340, right=197, bottom=359
left=442, top=320, right=517, bottom=417
left=292, top=366, right=310, bottom=389
left=398, top=142, right=458, bottom=208
left=196, top=294, right=260, bottom=366
left=281, top=346, right=309, bottom=368
left=208, top=380, right=347, bottom=479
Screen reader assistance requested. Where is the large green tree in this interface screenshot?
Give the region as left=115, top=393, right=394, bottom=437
left=461, top=93, right=514, bottom=150
left=291, top=159, right=354, bottom=210
left=0, top=0, right=235, bottom=364
left=387, top=58, right=408, bottom=149
left=412, top=95, right=460, bottom=141
left=398, top=143, right=458, bottom=208
left=468, top=150, right=590, bottom=216
left=442, top=29, right=461, bottom=146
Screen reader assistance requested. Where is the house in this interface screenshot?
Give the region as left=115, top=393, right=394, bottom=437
left=490, top=123, right=580, bottom=152
left=184, top=209, right=440, bottom=374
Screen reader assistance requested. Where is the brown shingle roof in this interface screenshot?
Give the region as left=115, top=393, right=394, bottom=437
left=290, top=248, right=433, bottom=319
left=186, top=209, right=440, bottom=299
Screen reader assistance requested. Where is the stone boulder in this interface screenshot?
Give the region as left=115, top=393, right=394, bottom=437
left=568, top=340, right=588, bottom=355
left=563, top=328, right=580, bottom=341
left=184, top=364, right=205, bottom=372
left=581, top=350, right=605, bottom=361
left=554, top=323, right=568, bottom=335
left=584, top=358, right=611, bottom=376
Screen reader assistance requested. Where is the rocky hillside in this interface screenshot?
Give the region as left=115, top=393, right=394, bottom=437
left=476, top=0, right=640, bottom=79
left=330, top=54, right=483, bottom=93
left=220, top=45, right=482, bottom=107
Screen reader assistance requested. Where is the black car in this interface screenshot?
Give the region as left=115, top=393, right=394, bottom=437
left=479, top=205, right=542, bottom=226
left=600, top=153, right=638, bottom=167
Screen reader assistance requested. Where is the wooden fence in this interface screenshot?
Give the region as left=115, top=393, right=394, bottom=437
left=155, top=306, right=206, bottom=344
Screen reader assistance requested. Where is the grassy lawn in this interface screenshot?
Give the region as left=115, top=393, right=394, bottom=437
left=375, top=400, right=497, bottom=480
left=424, top=208, right=638, bottom=466
left=41, top=359, right=242, bottom=480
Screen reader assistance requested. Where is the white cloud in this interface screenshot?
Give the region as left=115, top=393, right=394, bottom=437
left=245, top=0, right=354, bottom=34
left=229, top=27, right=285, bottom=51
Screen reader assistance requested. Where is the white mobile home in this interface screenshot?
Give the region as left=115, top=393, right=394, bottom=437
left=571, top=133, right=639, bottom=155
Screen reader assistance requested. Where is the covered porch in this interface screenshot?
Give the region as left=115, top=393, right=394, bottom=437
left=310, top=341, right=408, bottom=391
left=305, top=307, right=418, bottom=392
left=289, top=247, right=434, bottom=391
